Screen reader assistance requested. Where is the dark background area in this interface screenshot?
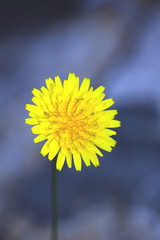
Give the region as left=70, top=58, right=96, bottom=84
left=0, top=0, right=160, bottom=239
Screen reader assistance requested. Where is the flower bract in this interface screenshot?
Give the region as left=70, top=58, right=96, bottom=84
left=25, top=73, right=121, bottom=171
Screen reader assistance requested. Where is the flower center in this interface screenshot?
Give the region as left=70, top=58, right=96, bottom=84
left=48, top=98, right=98, bottom=148
left=55, top=113, right=90, bottom=141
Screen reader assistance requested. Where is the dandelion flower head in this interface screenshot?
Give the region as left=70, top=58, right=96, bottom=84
left=25, top=73, right=121, bottom=171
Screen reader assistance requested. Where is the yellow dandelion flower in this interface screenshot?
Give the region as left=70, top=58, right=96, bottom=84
left=25, top=73, right=121, bottom=171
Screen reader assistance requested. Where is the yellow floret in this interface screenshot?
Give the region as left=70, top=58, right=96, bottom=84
left=25, top=73, right=121, bottom=171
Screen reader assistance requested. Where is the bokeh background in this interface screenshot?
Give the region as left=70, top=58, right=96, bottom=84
left=1, top=0, right=160, bottom=239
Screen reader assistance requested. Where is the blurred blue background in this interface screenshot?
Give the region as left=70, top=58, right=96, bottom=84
left=1, top=0, right=160, bottom=239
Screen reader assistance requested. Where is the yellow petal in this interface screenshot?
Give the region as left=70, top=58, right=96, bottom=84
left=68, top=73, right=79, bottom=93
left=32, top=88, right=42, bottom=98
left=25, top=104, right=44, bottom=116
left=34, top=135, right=46, bottom=143
left=40, top=140, right=50, bottom=156
left=95, top=98, right=115, bottom=112
left=93, top=86, right=105, bottom=97
left=103, top=129, right=117, bottom=136
left=108, top=120, right=121, bottom=128
left=31, top=97, right=41, bottom=106
left=41, top=86, right=49, bottom=95
left=93, top=138, right=113, bottom=152
left=80, top=149, right=90, bottom=167
left=45, top=78, right=54, bottom=91
left=84, top=86, right=93, bottom=100
left=48, top=139, right=60, bottom=160
left=55, top=76, right=63, bottom=90
left=84, top=141, right=103, bottom=157
left=103, top=137, right=116, bottom=147
left=28, top=112, right=37, bottom=118
left=56, top=151, right=65, bottom=171
left=90, top=154, right=100, bottom=167
left=79, top=77, right=90, bottom=96
left=25, top=118, right=39, bottom=125
left=73, top=152, right=82, bottom=171
left=100, top=110, right=118, bottom=120
left=66, top=150, right=72, bottom=168
left=31, top=125, right=45, bottom=134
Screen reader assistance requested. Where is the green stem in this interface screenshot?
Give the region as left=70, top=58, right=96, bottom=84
left=51, top=160, right=58, bottom=240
